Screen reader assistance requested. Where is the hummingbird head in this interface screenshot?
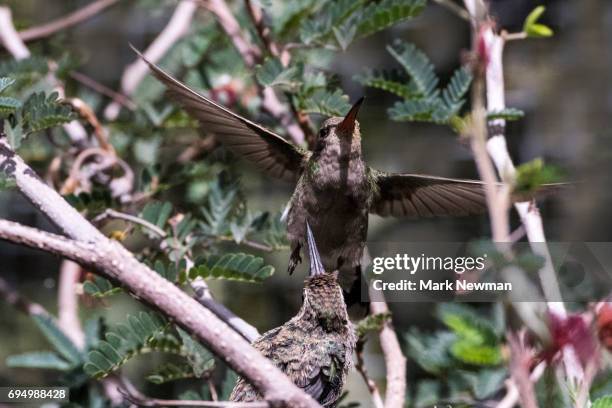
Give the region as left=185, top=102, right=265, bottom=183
left=315, top=97, right=364, bottom=152
left=301, top=223, right=350, bottom=332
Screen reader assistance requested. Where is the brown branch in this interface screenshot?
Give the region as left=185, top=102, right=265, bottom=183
left=93, top=208, right=168, bottom=238
left=57, top=260, right=85, bottom=349
left=355, top=338, right=384, bottom=408
left=120, top=384, right=267, bottom=407
left=69, top=71, right=136, bottom=110
left=18, top=0, right=121, bottom=42
left=0, top=135, right=317, bottom=406
left=369, top=290, right=407, bottom=408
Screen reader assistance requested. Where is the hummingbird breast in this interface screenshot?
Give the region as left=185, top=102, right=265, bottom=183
left=288, top=147, right=370, bottom=273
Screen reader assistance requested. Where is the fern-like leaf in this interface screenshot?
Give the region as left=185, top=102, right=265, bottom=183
left=354, top=69, right=419, bottom=99
left=146, top=363, right=197, bottom=384
left=356, top=0, right=426, bottom=39
left=22, top=92, right=74, bottom=134
left=487, top=108, right=525, bottom=121
left=177, top=327, right=216, bottom=377
left=83, top=276, right=122, bottom=298
left=387, top=41, right=439, bottom=97
left=189, top=253, right=275, bottom=283
left=300, top=89, right=351, bottom=116
left=440, top=67, right=473, bottom=117
left=84, top=312, right=174, bottom=378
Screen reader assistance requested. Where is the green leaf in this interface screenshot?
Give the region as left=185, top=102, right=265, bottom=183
left=200, top=180, right=239, bottom=235
left=404, top=329, right=455, bottom=374
left=6, top=351, right=71, bottom=371
left=440, top=66, right=473, bottom=117
left=388, top=99, right=443, bottom=123
left=0, top=56, right=48, bottom=80
left=0, top=77, right=15, bottom=93
left=84, top=312, right=172, bottom=378
left=0, top=96, right=22, bottom=114
left=437, top=304, right=498, bottom=345
left=255, top=58, right=303, bottom=90
left=140, top=201, right=173, bottom=229
left=354, top=69, right=418, bottom=99
left=220, top=369, right=239, bottom=400
left=22, top=92, right=74, bottom=134
left=299, top=0, right=364, bottom=46
left=451, top=340, right=502, bottom=365
left=177, top=327, right=215, bottom=377
left=414, top=379, right=441, bottom=408
left=523, top=6, right=554, bottom=38
left=189, top=253, right=275, bottom=283
left=300, top=89, right=351, bottom=116
left=487, top=108, right=525, bottom=121
left=355, top=0, right=426, bottom=39
left=4, top=120, right=23, bottom=150
left=514, top=158, right=564, bottom=194
left=459, top=368, right=507, bottom=399
left=32, top=315, right=83, bottom=366
left=83, top=276, right=122, bottom=298
left=387, top=41, right=438, bottom=97
left=355, top=312, right=391, bottom=338
left=593, top=396, right=612, bottom=408
left=146, top=362, right=196, bottom=384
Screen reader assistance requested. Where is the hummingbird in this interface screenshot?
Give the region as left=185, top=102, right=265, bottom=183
left=230, top=223, right=356, bottom=406
left=135, top=49, right=560, bottom=300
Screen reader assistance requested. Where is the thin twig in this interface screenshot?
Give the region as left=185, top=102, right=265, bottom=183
left=119, top=385, right=267, bottom=407
left=69, top=71, right=136, bottom=110
left=19, top=0, right=121, bottom=42
left=57, top=260, right=85, bottom=349
left=93, top=208, right=168, bottom=238
left=369, top=289, right=407, bottom=408
left=431, top=0, right=470, bottom=21
left=495, top=361, right=546, bottom=408
left=355, top=338, right=384, bottom=408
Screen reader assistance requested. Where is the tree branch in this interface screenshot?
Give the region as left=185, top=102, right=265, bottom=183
left=0, top=135, right=319, bottom=407
left=369, top=290, right=407, bottom=408
left=463, top=0, right=584, bottom=387
left=355, top=338, right=384, bottom=408
left=18, top=0, right=121, bottom=42
left=57, top=260, right=85, bottom=349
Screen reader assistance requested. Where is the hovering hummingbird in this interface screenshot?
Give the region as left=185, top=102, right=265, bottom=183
left=135, top=48, right=559, bottom=300
left=230, top=223, right=355, bottom=406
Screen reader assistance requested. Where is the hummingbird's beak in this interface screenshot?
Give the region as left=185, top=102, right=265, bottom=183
left=306, top=222, right=325, bottom=277
left=337, top=97, right=364, bottom=135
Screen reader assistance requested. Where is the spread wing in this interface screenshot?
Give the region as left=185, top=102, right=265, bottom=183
left=132, top=46, right=307, bottom=182
left=371, top=171, right=490, bottom=218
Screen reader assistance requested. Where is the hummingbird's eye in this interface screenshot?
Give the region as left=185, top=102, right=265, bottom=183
left=319, top=127, right=329, bottom=139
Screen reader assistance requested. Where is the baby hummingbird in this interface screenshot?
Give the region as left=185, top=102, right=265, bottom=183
left=230, top=222, right=356, bottom=406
